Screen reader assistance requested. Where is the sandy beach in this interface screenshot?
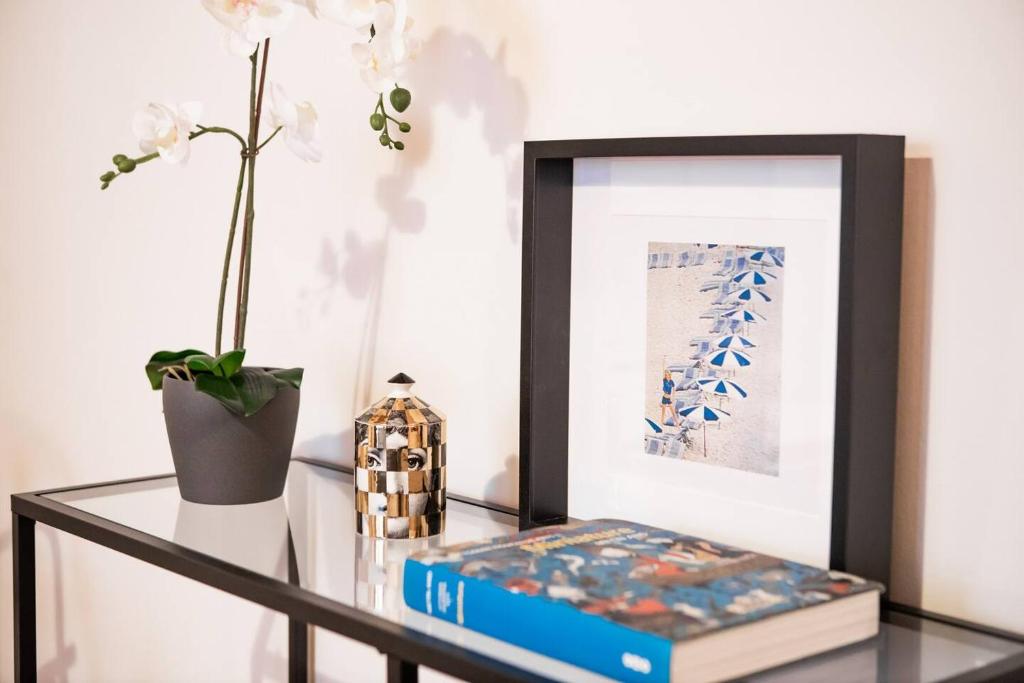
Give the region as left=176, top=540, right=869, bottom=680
left=644, top=242, right=785, bottom=476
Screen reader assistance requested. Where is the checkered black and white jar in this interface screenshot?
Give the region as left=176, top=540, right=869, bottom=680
left=353, top=373, right=446, bottom=539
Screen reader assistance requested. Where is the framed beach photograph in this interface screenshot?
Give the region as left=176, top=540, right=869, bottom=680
left=519, top=135, right=905, bottom=585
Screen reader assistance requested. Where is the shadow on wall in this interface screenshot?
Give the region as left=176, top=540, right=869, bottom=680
left=38, top=526, right=77, bottom=682
left=391, top=27, right=529, bottom=242
left=3, top=421, right=81, bottom=681
left=484, top=453, right=518, bottom=510
left=306, top=29, right=528, bottom=444
left=295, top=428, right=355, bottom=470
left=889, top=157, right=935, bottom=608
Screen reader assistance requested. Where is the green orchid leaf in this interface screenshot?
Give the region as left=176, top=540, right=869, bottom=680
left=195, top=374, right=245, bottom=415
left=145, top=348, right=206, bottom=389
left=268, top=367, right=303, bottom=389
left=213, top=349, right=245, bottom=378
left=149, top=349, right=207, bottom=363
left=231, top=368, right=285, bottom=417
left=185, top=354, right=218, bottom=374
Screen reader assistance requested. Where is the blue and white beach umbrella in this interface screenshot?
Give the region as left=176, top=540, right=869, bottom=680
left=748, top=250, right=784, bottom=268
left=703, top=349, right=753, bottom=369
left=732, top=270, right=777, bottom=287
left=696, top=378, right=748, bottom=400
left=645, top=417, right=663, bottom=434
left=714, top=334, right=756, bottom=350
left=722, top=308, right=767, bottom=324
left=726, top=287, right=772, bottom=305
left=678, top=404, right=731, bottom=457
left=679, top=404, right=731, bottom=424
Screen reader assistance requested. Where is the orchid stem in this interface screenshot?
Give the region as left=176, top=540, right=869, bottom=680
left=197, top=125, right=248, bottom=149
left=215, top=157, right=247, bottom=355
left=234, top=46, right=259, bottom=349
left=102, top=127, right=244, bottom=187
left=235, top=38, right=271, bottom=350
left=256, top=126, right=282, bottom=152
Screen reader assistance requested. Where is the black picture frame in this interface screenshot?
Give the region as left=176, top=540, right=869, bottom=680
left=518, top=135, right=905, bottom=586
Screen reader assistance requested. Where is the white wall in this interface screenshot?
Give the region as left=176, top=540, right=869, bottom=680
left=1, top=0, right=1022, bottom=680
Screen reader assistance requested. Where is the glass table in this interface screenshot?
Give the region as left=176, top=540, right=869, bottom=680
left=12, top=459, right=1024, bottom=682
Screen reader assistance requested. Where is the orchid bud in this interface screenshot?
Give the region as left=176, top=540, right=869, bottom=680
left=398, top=122, right=411, bottom=133
left=393, top=141, right=405, bottom=151
left=116, top=158, right=137, bottom=173
left=100, top=171, right=116, bottom=182
left=369, top=113, right=385, bottom=131
left=389, top=87, right=411, bottom=113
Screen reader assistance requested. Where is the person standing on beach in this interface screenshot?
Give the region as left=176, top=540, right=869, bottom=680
left=661, top=370, right=676, bottom=425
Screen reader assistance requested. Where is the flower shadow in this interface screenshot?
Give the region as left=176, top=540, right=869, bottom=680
left=380, top=27, right=528, bottom=241
left=307, top=28, right=529, bottom=413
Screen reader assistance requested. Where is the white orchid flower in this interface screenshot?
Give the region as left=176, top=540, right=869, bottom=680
left=350, top=1, right=418, bottom=93
left=132, top=102, right=203, bottom=165
left=266, top=83, right=322, bottom=162
left=372, top=0, right=418, bottom=64
left=202, top=0, right=295, bottom=57
left=351, top=39, right=399, bottom=93
left=304, top=0, right=376, bottom=27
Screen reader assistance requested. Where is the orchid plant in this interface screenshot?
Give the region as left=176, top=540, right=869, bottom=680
left=100, top=0, right=419, bottom=416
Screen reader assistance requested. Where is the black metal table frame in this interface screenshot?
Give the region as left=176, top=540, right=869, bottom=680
left=12, top=459, right=1024, bottom=683
left=11, top=460, right=538, bottom=683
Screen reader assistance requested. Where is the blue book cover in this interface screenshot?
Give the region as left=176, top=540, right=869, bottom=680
left=403, top=519, right=882, bottom=682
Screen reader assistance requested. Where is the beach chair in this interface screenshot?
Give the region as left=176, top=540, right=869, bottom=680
left=700, top=279, right=726, bottom=292
left=644, top=434, right=668, bottom=456
left=667, top=365, right=700, bottom=379
left=700, top=309, right=733, bottom=321
left=712, top=283, right=740, bottom=305
left=767, top=246, right=785, bottom=264
left=674, top=389, right=702, bottom=405
left=659, top=252, right=672, bottom=268
left=676, top=251, right=691, bottom=267
left=666, top=362, right=699, bottom=374
left=712, top=292, right=730, bottom=306
left=689, top=341, right=712, bottom=360
left=673, top=397, right=703, bottom=419
left=664, top=434, right=685, bottom=458
left=672, top=373, right=701, bottom=392
left=702, top=317, right=728, bottom=332
left=647, top=253, right=659, bottom=269
left=667, top=365, right=702, bottom=392
left=665, top=366, right=699, bottom=390
left=691, top=252, right=707, bottom=266
left=714, top=256, right=735, bottom=276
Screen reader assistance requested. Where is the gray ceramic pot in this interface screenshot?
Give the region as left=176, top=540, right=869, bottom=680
left=162, top=375, right=300, bottom=505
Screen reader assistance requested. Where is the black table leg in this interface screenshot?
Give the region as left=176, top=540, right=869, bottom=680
left=288, top=618, right=308, bottom=683
left=286, top=529, right=309, bottom=683
left=386, top=655, right=418, bottom=683
left=13, top=512, right=37, bottom=683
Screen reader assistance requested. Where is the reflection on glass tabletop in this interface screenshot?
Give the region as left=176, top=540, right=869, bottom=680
left=44, top=461, right=1024, bottom=683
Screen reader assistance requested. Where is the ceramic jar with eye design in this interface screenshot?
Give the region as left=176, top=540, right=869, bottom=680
left=353, top=373, right=446, bottom=539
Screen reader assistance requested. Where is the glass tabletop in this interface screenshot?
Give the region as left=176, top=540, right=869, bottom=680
left=44, top=461, right=1024, bottom=683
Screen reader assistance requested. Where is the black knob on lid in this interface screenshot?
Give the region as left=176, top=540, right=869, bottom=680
left=388, top=372, right=415, bottom=384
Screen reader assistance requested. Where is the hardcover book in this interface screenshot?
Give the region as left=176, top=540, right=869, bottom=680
left=403, top=520, right=882, bottom=682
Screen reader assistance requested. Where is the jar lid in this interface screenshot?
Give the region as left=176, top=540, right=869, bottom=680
left=355, top=373, right=446, bottom=426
